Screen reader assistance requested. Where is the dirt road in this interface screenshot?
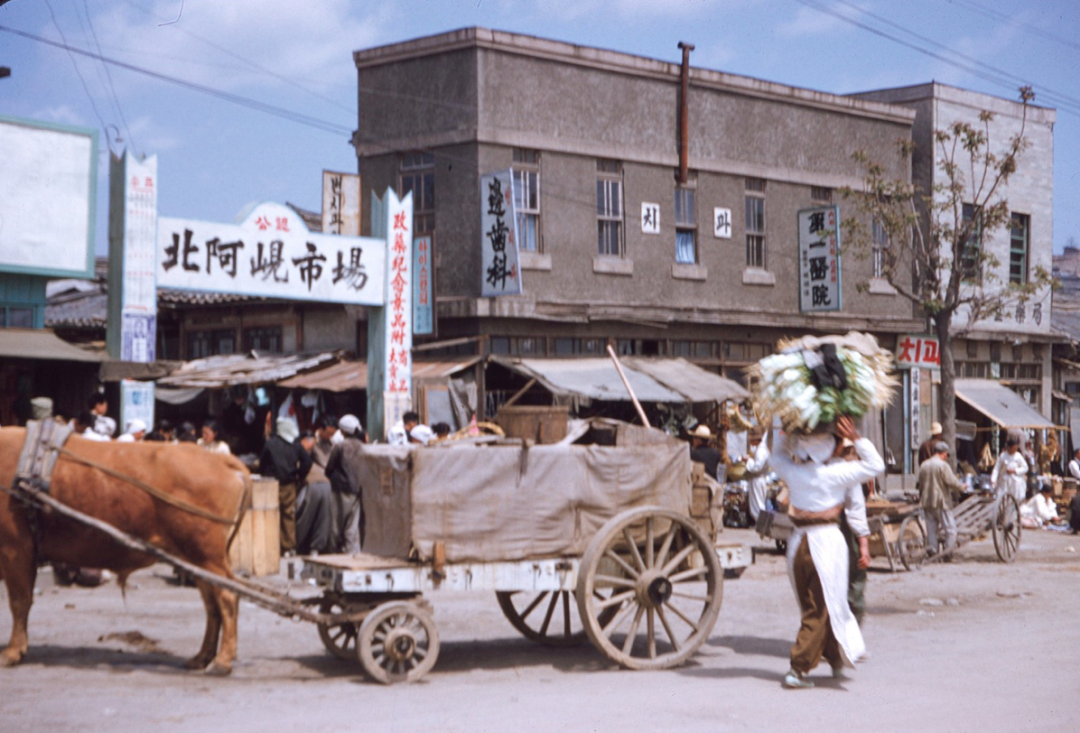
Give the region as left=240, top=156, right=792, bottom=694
left=2, top=527, right=1078, bottom=732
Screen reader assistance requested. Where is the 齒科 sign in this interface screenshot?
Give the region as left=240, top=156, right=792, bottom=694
left=895, top=334, right=941, bottom=370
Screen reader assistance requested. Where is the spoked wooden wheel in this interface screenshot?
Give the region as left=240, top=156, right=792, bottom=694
left=317, top=597, right=361, bottom=660
left=897, top=514, right=927, bottom=571
left=993, top=495, right=1022, bottom=563
left=576, top=506, right=722, bottom=670
left=496, top=590, right=618, bottom=646
left=357, top=602, right=439, bottom=684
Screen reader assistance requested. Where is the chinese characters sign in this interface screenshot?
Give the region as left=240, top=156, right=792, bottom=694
left=480, top=170, right=522, bottom=297
left=641, top=202, right=660, bottom=234
left=107, top=150, right=157, bottom=362
left=798, top=206, right=841, bottom=313
left=413, top=236, right=434, bottom=336
left=895, top=334, right=941, bottom=371
left=321, top=170, right=361, bottom=236
left=156, top=202, right=385, bottom=305
left=713, top=207, right=732, bottom=239
left=384, top=193, right=414, bottom=395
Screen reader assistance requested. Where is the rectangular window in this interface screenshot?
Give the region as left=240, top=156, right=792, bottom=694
left=243, top=326, right=282, bottom=354
left=745, top=178, right=766, bottom=269
left=512, top=148, right=540, bottom=253
left=400, top=152, right=435, bottom=235
left=187, top=329, right=236, bottom=359
left=961, top=203, right=981, bottom=282
left=1009, top=213, right=1029, bottom=284
left=872, top=218, right=889, bottom=278
left=596, top=159, right=623, bottom=256
left=810, top=186, right=832, bottom=203
left=675, top=187, right=696, bottom=264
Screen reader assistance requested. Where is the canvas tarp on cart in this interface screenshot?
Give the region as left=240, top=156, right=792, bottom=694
left=358, top=427, right=692, bottom=564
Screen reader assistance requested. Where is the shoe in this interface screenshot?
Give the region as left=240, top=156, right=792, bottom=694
left=831, top=665, right=846, bottom=679
left=783, top=669, right=815, bottom=689
left=855, top=650, right=872, bottom=663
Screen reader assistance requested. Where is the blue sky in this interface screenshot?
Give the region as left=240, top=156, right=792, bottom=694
left=1, top=0, right=1077, bottom=257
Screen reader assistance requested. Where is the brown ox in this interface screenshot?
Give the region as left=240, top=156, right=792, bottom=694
left=0, top=427, right=249, bottom=675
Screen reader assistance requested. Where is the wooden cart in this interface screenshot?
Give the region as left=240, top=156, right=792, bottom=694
left=890, top=492, right=1023, bottom=569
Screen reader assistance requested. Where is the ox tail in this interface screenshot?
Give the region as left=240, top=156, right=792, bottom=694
left=225, top=464, right=253, bottom=570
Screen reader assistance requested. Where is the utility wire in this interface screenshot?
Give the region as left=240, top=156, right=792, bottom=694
left=947, top=0, right=1080, bottom=54
left=0, top=24, right=354, bottom=136
left=825, top=0, right=1080, bottom=116
left=42, top=0, right=112, bottom=145
left=790, top=0, right=1080, bottom=118
left=78, top=0, right=140, bottom=156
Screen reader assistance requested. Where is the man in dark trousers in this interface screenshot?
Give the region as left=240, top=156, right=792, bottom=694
left=325, top=415, right=367, bottom=554
left=259, top=417, right=312, bottom=556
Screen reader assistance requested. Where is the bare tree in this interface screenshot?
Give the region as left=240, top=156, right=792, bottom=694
left=841, top=86, right=1052, bottom=464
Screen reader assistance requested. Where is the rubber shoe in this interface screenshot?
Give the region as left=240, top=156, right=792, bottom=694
left=783, top=669, right=815, bottom=689
left=831, top=665, right=846, bottom=679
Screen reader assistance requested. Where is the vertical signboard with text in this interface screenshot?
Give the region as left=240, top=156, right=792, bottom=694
left=797, top=205, right=841, bottom=313
left=480, top=170, right=522, bottom=297
left=321, top=170, right=361, bottom=236
left=413, top=235, right=434, bottom=336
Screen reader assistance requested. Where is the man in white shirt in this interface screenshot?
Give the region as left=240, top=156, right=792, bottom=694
left=1021, top=484, right=1064, bottom=529
left=744, top=431, right=771, bottom=522
left=991, top=435, right=1028, bottom=503
left=116, top=419, right=147, bottom=443
left=769, top=416, right=883, bottom=689
left=1067, top=449, right=1080, bottom=481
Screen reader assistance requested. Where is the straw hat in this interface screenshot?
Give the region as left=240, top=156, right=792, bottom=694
left=691, top=425, right=713, bottom=439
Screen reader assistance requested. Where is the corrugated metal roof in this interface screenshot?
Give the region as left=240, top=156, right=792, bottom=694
left=0, top=328, right=104, bottom=363
left=954, top=378, right=1055, bottom=429
left=277, top=358, right=481, bottom=392
left=156, top=352, right=338, bottom=388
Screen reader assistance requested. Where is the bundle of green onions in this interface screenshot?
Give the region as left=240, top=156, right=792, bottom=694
left=748, top=332, right=898, bottom=433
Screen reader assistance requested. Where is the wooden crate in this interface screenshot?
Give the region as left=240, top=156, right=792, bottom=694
left=494, top=405, right=570, bottom=444
left=229, top=476, right=280, bottom=576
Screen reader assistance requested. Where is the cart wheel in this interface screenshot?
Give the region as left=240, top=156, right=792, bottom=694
left=993, top=495, right=1022, bottom=563
left=317, top=597, right=361, bottom=660
left=495, top=590, right=614, bottom=646
left=357, top=602, right=439, bottom=684
left=897, top=514, right=927, bottom=571
left=576, top=506, right=722, bottom=671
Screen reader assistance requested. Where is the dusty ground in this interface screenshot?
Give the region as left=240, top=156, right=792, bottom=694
left=2, top=526, right=1078, bottom=733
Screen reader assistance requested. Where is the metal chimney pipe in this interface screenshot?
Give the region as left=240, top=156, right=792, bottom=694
left=677, top=42, right=694, bottom=185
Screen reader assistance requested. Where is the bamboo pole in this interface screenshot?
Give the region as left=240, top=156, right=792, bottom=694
left=606, top=345, right=650, bottom=428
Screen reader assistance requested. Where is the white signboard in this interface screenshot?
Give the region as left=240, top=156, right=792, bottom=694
left=109, top=152, right=159, bottom=363
left=480, top=170, right=522, bottom=297
left=384, top=191, right=414, bottom=396
left=798, top=205, right=841, bottom=313
left=321, top=170, right=361, bottom=236
left=895, top=334, right=941, bottom=371
left=157, top=202, right=385, bottom=305
left=910, top=368, right=920, bottom=458
left=0, top=116, right=96, bottom=278
left=713, top=207, right=732, bottom=239
left=641, top=202, right=660, bottom=234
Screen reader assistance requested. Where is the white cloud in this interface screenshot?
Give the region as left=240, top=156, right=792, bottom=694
left=775, top=2, right=861, bottom=38
left=86, top=0, right=390, bottom=98
left=30, top=104, right=86, bottom=127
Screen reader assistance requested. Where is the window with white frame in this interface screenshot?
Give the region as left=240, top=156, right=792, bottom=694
left=596, top=159, right=623, bottom=256
left=745, top=178, right=766, bottom=268
left=512, top=148, right=540, bottom=252
left=400, top=152, right=435, bottom=235
left=675, top=186, right=696, bottom=264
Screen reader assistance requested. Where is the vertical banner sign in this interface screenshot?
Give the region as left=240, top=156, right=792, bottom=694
left=797, top=205, right=841, bottom=313
left=413, top=235, right=434, bottom=335
left=107, top=151, right=158, bottom=361
left=480, top=170, right=522, bottom=297
left=321, top=170, right=361, bottom=236
left=910, top=367, right=921, bottom=466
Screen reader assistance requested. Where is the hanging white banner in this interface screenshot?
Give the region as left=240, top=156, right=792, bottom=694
left=480, top=170, right=522, bottom=297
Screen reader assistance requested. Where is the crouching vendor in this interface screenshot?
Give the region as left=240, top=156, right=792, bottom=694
left=770, top=415, right=883, bottom=689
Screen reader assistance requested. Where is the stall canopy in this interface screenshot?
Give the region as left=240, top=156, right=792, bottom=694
left=0, top=328, right=103, bottom=363
left=954, top=378, right=1054, bottom=429
left=490, top=355, right=749, bottom=403
left=155, top=352, right=338, bottom=389
left=277, top=358, right=481, bottom=392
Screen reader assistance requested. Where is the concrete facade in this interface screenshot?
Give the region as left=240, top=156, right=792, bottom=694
left=854, top=83, right=1057, bottom=419
left=352, top=27, right=922, bottom=376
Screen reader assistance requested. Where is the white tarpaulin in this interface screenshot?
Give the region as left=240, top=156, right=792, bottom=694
left=491, top=355, right=748, bottom=403
left=955, top=378, right=1054, bottom=428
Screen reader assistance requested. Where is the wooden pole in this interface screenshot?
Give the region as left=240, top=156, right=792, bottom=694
left=607, top=345, right=650, bottom=428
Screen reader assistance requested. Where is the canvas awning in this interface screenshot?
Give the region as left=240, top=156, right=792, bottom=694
left=156, top=351, right=338, bottom=388
left=276, top=358, right=481, bottom=392
left=0, top=328, right=103, bottom=363
left=954, top=378, right=1054, bottom=429
left=490, top=356, right=748, bottom=403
